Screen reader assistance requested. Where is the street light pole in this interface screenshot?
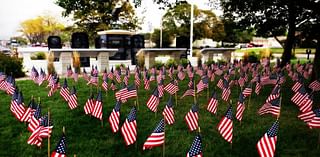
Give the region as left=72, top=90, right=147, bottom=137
left=160, top=16, right=163, bottom=48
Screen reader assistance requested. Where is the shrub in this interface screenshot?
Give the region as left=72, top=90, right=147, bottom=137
left=31, top=52, right=46, bottom=60
left=204, top=59, right=215, bottom=66
left=259, top=49, right=273, bottom=58
left=153, top=61, right=164, bottom=70
left=243, top=51, right=260, bottom=63
left=179, top=58, right=189, bottom=68
left=165, top=58, right=178, bottom=69
left=0, top=53, right=25, bottom=78
left=137, top=52, right=145, bottom=68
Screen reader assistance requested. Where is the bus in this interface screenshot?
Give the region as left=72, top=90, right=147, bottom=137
left=96, top=30, right=144, bottom=65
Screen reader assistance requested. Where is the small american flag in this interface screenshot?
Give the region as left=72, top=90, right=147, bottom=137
left=309, top=80, right=320, bottom=91
left=221, top=80, right=231, bottom=102
left=292, top=81, right=302, bottom=93
left=307, top=109, right=320, bottom=129
left=102, top=77, right=108, bottom=91
left=115, top=69, right=122, bottom=83
left=298, top=109, right=320, bottom=123
left=217, top=105, right=233, bottom=143
left=143, top=119, right=165, bottom=150
left=134, top=70, right=141, bottom=87
left=257, top=121, right=279, bottom=157
left=162, top=96, right=175, bottom=125
left=181, top=85, right=195, bottom=98
left=184, top=104, right=199, bottom=131
left=291, top=85, right=308, bottom=105
left=255, top=82, right=262, bottom=95
left=242, top=85, right=252, bottom=98
left=258, top=97, right=281, bottom=117
left=178, top=69, right=186, bottom=81
left=110, top=80, right=117, bottom=91
left=266, top=85, right=280, bottom=103
left=164, top=80, right=179, bottom=95
left=158, top=79, right=164, bottom=98
left=21, top=98, right=37, bottom=123
left=28, top=104, right=41, bottom=132
left=67, top=86, right=78, bottom=110
left=196, top=75, right=209, bottom=93
left=84, top=94, right=95, bottom=115
left=121, top=107, right=137, bottom=146
left=186, top=134, right=202, bottom=157
left=87, top=73, right=98, bottom=86
left=108, top=101, right=121, bottom=133
left=51, top=134, right=67, bottom=157
left=108, top=67, right=114, bottom=80
left=217, top=78, right=224, bottom=89
left=48, top=77, right=60, bottom=97
left=297, top=94, right=313, bottom=113
left=66, top=65, right=73, bottom=77
left=207, top=91, right=219, bottom=114
left=73, top=68, right=79, bottom=82
left=121, top=85, right=137, bottom=103
left=146, top=87, right=160, bottom=112
left=27, top=114, right=53, bottom=147
left=60, top=78, right=70, bottom=102
left=92, top=91, right=103, bottom=120
left=12, top=92, right=26, bottom=121
left=236, top=92, right=246, bottom=121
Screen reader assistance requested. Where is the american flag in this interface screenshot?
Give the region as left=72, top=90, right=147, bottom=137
left=308, top=80, right=320, bottom=91
left=134, top=70, right=141, bottom=87
left=217, top=105, right=233, bottom=143
left=298, top=109, right=320, bottom=123
left=162, top=96, right=175, bottom=125
left=121, top=107, right=137, bottom=146
left=257, top=121, right=279, bottom=157
left=196, top=75, right=209, bottom=93
left=108, top=101, right=121, bottom=133
left=242, top=85, right=252, bottom=98
left=108, top=67, right=114, bottom=80
left=238, top=72, right=246, bottom=87
left=27, top=114, right=53, bottom=147
left=115, top=86, right=128, bottom=102
left=146, top=87, right=160, bottom=112
left=258, top=97, right=281, bottom=116
left=12, top=92, right=26, bottom=121
left=84, top=94, right=95, bottom=115
left=30, top=66, right=38, bottom=80
left=60, top=78, right=70, bottom=102
left=261, top=74, right=278, bottom=85
left=82, top=68, right=89, bottom=82
left=291, top=85, right=308, bottom=106
left=28, top=104, right=41, bottom=132
left=92, top=91, right=103, bottom=120
left=115, top=69, right=122, bottom=83
left=158, top=79, right=164, bottom=98
left=186, top=134, right=202, bottom=157
left=184, top=104, right=199, bottom=131
left=149, top=72, right=156, bottom=82
left=181, top=85, right=195, bottom=98
left=5, top=76, right=16, bottom=95
left=266, top=85, right=280, bottom=103
left=102, top=68, right=108, bottom=80
left=73, top=68, right=79, bottom=82
left=207, top=91, right=219, bottom=114
left=164, top=80, right=179, bottom=95
left=168, top=66, right=173, bottom=79
left=188, top=78, right=194, bottom=88
left=21, top=98, right=37, bottom=123
left=48, top=77, right=60, bottom=97
left=123, top=70, right=129, bottom=86
left=255, top=82, right=262, bottom=95
left=236, top=92, right=246, bottom=121
left=120, top=85, right=137, bottom=103
left=292, top=81, right=303, bottom=93
left=110, top=80, right=117, bottom=91
left=102, top=77, right=108, bottom=91
left=51, top=134, right=66, bottom=157
left=221, top=79, right=231, bottom=102
left=87, top=73, right=98, bottom=86
left=66, top=65, right=73, bottom=77
left=10, top=89, right=19, bottom=115
left=144, top=74, right=150, bottom=90
left=298, top=94, right=313, bottom=113
left=143, top=119, right=165, bottom=150
left=308, top=109, right=320, bottom=129
left=67, top=86, right=78, bottom=110
left=37, top=69, right=46, bottom=86
left=178, top=69, right=186, bottom=80
left=217, top=78, right=224, bottom=89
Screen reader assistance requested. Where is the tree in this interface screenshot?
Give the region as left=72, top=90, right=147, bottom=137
left=20, top=16, right=65, bottom=44
left=56, top=0, right=140, bottom=38
left=151, top=29, right=173, bottom=48
left=220, top=0, right=309, bottom=66
left=162, top=2, right=225, bottom=42
left=222, top=18, right=255, bottom=44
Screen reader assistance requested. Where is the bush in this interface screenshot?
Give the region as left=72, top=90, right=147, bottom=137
left=31, top=52, right=46, bottom=60
left=137, top=53, right=145, bottom=68
left=259, top=49, right=273, bottom=59
left=179, top=58, right=189, bottom=68
left=0, top=53, right=25, bottom=77
left=165, top=58, right=178, bottom=69
left=204, top=59, right=215, bottom=66
left=153, top=61, right=164, bottom=70
left=243, top=51, right=260, bottom=63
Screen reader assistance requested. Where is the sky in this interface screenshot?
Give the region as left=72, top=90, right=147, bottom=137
left=0, top=0, right=222, bottom=40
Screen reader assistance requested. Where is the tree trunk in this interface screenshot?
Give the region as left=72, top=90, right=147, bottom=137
left=312, top=39, right=320, bottom=81
left=281, top=3, right=296, bottom=67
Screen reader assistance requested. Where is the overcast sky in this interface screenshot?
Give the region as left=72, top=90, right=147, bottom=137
left=0, top=0, right=221, bottom=40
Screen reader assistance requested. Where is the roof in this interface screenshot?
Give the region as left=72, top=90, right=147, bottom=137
left=97, top=30, right=134, bottom=35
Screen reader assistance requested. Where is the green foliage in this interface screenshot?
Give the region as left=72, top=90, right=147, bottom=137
left=204, top=59, right=215, bottom=66
left=31, top=52, right=46, bottom=60
left=243, top=51, right=260, bottom=63
left=162, top=2, right=225, bottom=42
left=151, top=29, right=173, bottom=48
left=165, top=58, right=177, bottom=68
left=179, top=58, right=189, bottom=68
left=153, top=61, right=164, bottom=70
left=0, top=53, right=24, bottom=77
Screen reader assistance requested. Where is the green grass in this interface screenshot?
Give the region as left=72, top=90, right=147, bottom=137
left=0, top=75, right=319, bottom=157
left=235, top=48, right=316, bottom=54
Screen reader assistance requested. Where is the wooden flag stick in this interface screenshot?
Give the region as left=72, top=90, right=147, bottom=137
left=48, top=109, right=51, bottom=157
left=193, top=79, right=196, bottom=104
left=207, top=83, right=210, bottom=100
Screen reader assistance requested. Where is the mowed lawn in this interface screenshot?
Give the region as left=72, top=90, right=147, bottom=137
left=0, top=75, right=319, bottom=157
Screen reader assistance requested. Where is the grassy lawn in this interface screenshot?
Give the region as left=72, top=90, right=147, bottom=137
left=0, top=75, right=319, bottom=157
left=235, top=48, right=316, bottom=54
